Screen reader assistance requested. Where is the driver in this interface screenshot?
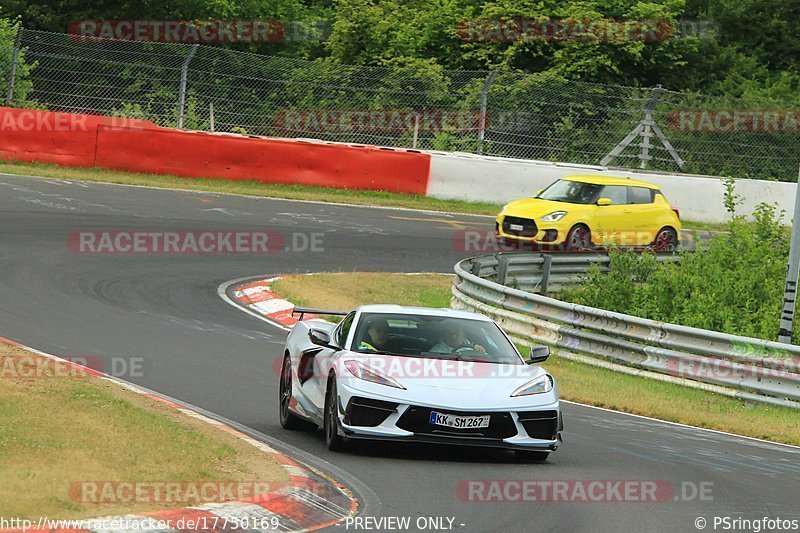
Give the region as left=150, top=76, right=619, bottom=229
left=430, top=321, right=486, bottom=354
left=359, top=318, right=390, bottom=352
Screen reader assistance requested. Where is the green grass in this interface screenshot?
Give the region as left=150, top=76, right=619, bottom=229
left=270, top=272, right=800, bottom=446
left=0, top=345, right=287, bottom=520
left=0, top=159, right=719, bottom=229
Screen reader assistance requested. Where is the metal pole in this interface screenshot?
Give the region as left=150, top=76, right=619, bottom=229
left=778, top=164, right=800, bottom=344
left=209, top=102, right=215, bottom=132
left=412, top=113, right=419, bottom=149
left=477, top=70, right=498, bottom=155
left=177, top=44, right=199, bottom=129
left=6, top=25, right=22, bottom=106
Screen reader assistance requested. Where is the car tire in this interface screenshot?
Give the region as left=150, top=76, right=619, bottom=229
left=653, top=227, right=679, bottom=252
left=514, top=450, right=550, bottom=462
left=566, top=225, right=592, bottom=252
left=324, top=375, right=348, bottom=451
left=279, top=356, right=315, bottom=430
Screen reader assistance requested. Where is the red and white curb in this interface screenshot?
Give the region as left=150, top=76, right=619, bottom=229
left=0, top=336, right=358, bottom=532
left=230, top=273, right=451, bottom=330
left=233, top=277, right=327, bottom=330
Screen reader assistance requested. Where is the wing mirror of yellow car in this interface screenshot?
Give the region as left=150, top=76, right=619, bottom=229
left=536, top=189, right=542, bottom=196
left=596, top=198, right=612, bottom=206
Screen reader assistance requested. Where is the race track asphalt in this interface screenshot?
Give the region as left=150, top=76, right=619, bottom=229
left=0, top=173, right=798, bottom=533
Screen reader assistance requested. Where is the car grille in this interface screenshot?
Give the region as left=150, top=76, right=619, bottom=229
left=502, top=216, right=538, bottom=237
left=517, top=410, right=559, bottom=440
left=344, top=397, right=399, bottom=427
left=396, top=406, right=517, bottom=439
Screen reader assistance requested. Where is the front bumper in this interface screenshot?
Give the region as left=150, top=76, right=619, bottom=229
left=335, top=381, right=562, bottom=452
left=495, top=215, right=568, bottom=246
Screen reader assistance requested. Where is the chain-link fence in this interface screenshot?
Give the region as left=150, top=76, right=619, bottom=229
left=4, top=27, right=800, bottom=181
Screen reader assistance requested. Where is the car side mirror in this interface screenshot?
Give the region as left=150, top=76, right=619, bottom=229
left=528, top=345, right=551, bottom=364
left=596, top=198, right=612, bottom=206
left=535, top=189, right=543, bottom=197
left=309, top=328, right=337, bottom=349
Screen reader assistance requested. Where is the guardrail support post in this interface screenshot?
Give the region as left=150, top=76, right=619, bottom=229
left=540, top=255, right=552, bottom=294
left=497, top=255, right=509, bottom=286
left=470, top=260, right=482, bottom=276
left=5, top=25, right=22, bottom=106
left=177, top=44, right=199, bottom=129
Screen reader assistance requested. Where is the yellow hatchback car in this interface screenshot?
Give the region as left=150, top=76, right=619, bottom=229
left=496, top=175, right=681, bottom=251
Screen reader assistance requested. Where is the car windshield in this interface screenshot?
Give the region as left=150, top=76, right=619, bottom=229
left=352, top=313, right=523, bottom=365
left=538, top=179, right=602, bottom=204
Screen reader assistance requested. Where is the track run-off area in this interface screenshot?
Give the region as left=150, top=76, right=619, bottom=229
left=1, top=173, right=798, bottom=533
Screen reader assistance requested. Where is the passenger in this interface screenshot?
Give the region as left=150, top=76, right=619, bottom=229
left=430, top=321, right=487, bottom=354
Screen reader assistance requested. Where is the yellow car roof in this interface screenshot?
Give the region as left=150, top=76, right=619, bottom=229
left=561, top=175, right=661, bottom=189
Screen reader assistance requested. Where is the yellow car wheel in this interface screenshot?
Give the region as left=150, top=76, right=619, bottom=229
left=566, top=225, right=592, bottom=252
left=653, top=227, right=679, bottom=252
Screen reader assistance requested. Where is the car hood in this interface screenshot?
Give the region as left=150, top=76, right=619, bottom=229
left=503, top=198, right=574, bottom=218
left=352, top=354, right=546, bottom=394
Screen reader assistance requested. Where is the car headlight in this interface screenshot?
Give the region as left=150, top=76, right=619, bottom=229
left=511, top=375, right=553, bottom=397
left=499, top=205, right=507, bottom=216
left=541, top=211, right=567, bottom=222
left=344, top=360, right=406, bottom=389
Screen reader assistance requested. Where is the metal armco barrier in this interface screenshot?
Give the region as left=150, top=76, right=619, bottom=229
left=469, top=252, right=678, bottom=294
left=452, top=253, right=800, bottom=407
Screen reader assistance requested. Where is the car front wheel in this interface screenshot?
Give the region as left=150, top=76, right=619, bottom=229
left=279, top=356, right=315, bottom=430
left=324, top=376, right=348, bottom=451
left=566, top=225, right=592, bottom=252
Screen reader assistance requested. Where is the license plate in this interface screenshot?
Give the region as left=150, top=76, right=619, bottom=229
left=509, top=224, right=524, bottom=231
left=429, top=411, right=491, bottom=429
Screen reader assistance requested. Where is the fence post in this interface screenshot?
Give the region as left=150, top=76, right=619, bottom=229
left=477, top=70, right=498, bottom=155
left=6, top=24, right=22, bottom=106
left=540, top=254, right=552, bottom=295
left=177, top=44, right=199, bottom=129
left=209, top=102, right=215, bottom=132
left=412, top=113, right=420, bottom=149
left=600, top=85, right=684, bottom=170
left=778, top=164, right=800, bottom=343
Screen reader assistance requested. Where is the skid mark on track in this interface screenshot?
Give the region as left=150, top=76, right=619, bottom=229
left=136, top=310, right=280, bottom=342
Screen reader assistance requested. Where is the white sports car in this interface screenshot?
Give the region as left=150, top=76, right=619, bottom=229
left=279, top=304, right=562, bottom=461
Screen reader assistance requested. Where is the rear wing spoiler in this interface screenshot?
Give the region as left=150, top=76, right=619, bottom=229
left=291, top=306, right=348, bottom=321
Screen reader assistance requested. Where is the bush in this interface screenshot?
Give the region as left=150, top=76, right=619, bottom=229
left=561, top=178, right=795, bottom=342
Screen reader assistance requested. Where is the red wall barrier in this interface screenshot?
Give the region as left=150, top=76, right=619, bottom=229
left=0, top=107, right=431, bottom=195
left=0, top=107, right=156, bottom=167
left=94, top=127, right=430, bottom=194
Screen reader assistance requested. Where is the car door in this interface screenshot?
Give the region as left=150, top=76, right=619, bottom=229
left=593, top=185, right=631, bottom=245
left=627, top=186, right=661, bottom=244
left=303, top=312, right=354, bottom=410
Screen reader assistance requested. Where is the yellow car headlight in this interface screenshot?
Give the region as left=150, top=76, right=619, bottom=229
left=541, top=211, right=567, bottom=222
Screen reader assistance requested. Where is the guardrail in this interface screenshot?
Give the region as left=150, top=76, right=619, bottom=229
left=468, top=252, right=678, bottom=294
left=452, top=252, right=800, bottom=408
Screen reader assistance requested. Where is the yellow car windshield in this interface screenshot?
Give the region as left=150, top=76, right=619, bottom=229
left=539, top=180, right=602, bottom=204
